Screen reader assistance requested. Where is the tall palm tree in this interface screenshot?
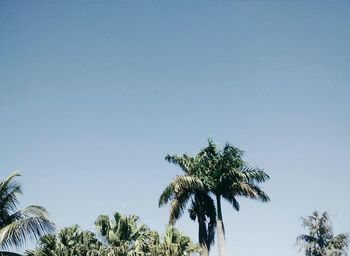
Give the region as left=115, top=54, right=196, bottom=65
left=197, top=140, right=270, bottom=256
left=160, top=140, right=270, bottom=256
left=297, top=211, right=349, bottom=256
left=0, top=172, right=55, bottom=255
left=159, top=154, right=216, bottom=256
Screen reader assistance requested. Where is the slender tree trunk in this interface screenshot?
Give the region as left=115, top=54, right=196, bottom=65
left=216, top=195, right=228, bottom=256
left=198, top=217, right=209, bottom=256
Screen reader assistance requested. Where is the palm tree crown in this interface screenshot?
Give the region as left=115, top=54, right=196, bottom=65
left=26, top=225, right=103, bottom=256
left=95, top=212, right=153, bottom=255
left=156, top=225, right=200, bottom=256
left=297, top=211, right=349, bottom=256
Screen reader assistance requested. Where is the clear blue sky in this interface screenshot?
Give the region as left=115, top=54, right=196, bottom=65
left=1, top=1, right=349, bottom=256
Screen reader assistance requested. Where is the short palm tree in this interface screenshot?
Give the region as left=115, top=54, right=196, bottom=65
left=159, top=154, right=216, bottom=256
left=26, top=225, right=104, bottom=256
left=0, top=172, right=55, bottom=255
left=297, top=211, right=349, bottom=256
left=27, top=211, right=200, bottom=256
left=95, top=212, right=152, bottom=256
left=155, top=225, right=200, bottom=256
left=197, top=140, right=270, bottom=256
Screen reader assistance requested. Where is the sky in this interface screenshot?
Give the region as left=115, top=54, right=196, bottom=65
left=1, top=1, right=350, bottom=256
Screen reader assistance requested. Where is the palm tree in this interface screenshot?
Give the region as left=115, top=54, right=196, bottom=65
left=155, top=225, right=200, bottom=256
left=160, top=140, right=270, bottom=256
left=197, top=140, right=270, bottom=256
left=95, top=212, right=152, bottom=256
left=26, top=225, right=104, bottom=256
left=159, top=154, right=216, bottom=256
left=0, top=172, right=55, bottom=255
left=297, top=211, right=349, bottom=256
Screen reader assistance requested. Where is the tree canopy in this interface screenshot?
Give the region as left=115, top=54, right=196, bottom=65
left=297, top=211, right=349, bottom=256
left=0, top=172, right=55, bottom=254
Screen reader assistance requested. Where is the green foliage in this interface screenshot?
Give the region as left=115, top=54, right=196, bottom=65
left=28, top=213, right=200, bottom=256
left=161, top=139, right=270, bottom=218
left=0, top=172, right=55, bottom=251
left=159, top=153, right=216, bottom=255
left=95, top=212, right=153, bottom=255
left=155, top=225, right=200, bottom=256
left=26, top=225, right=103, bottom=256
left=297, top=211, right=349, bottom=256
left=196, top=139, right=270, bottom=211
left=160, top=139, right=270, bottom=256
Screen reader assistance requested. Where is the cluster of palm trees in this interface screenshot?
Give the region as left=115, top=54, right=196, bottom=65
left=1, top=139, right=349, bottom=256
left=26, top=214, right=199, bottom=256
left=0, top=173, right=199, bottom=256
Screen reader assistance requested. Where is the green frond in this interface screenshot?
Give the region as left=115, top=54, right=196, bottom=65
left=0, top=206, right=55, bottom=249
left=158, top=184, right=174, bottom=207
left=240, top=165, right=270, bottom=183
left=169, top=191, right=192, bottom=225
left=222, top=143, right=244, bottom=166
left=221, top=192, right=240, bottom=211
left=165, top=154, right=195, bottom=175
left=27, top=225, right=104, bottom=256
left=159, top=225, right=201, bottom=256
left=173, top=176, right=204, bottom=194
left=0, top=172, right=22, bottom=220
left=95, top=212, right=153, bottom=254
left=297, top=234, right=318, bottom=243
left=94, top=215, right=110, bottom=237
left=231, top=182, right=270, bottom=202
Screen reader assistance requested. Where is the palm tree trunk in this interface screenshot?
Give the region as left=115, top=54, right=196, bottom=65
left=198, top=218, right=209, bottom=256
left=216, top=195, right=228, bottom=256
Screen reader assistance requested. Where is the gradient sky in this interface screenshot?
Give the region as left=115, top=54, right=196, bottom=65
left=1, top=1, right=350, bottom=256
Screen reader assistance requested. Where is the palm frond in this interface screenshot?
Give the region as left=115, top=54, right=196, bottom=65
left=221, top=192, right=240, bottom=211
left=233, top=182, right=270, bottom=202
left=173, top=176, right=204, bottom=194
left=297, top=234, right=318, bottom=243
left=165, top=154, right=195, bottom=175
left=169, top=191, right=192, bottom=225
left=0, top=172, right=22, bottom=221
left=240, top=165, right=270, bottom=183
left=221, top=143, right=244, bottom=168
left=0, top=206, right=55, bottom=249
left=158, top=184, right=174, bottom=207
